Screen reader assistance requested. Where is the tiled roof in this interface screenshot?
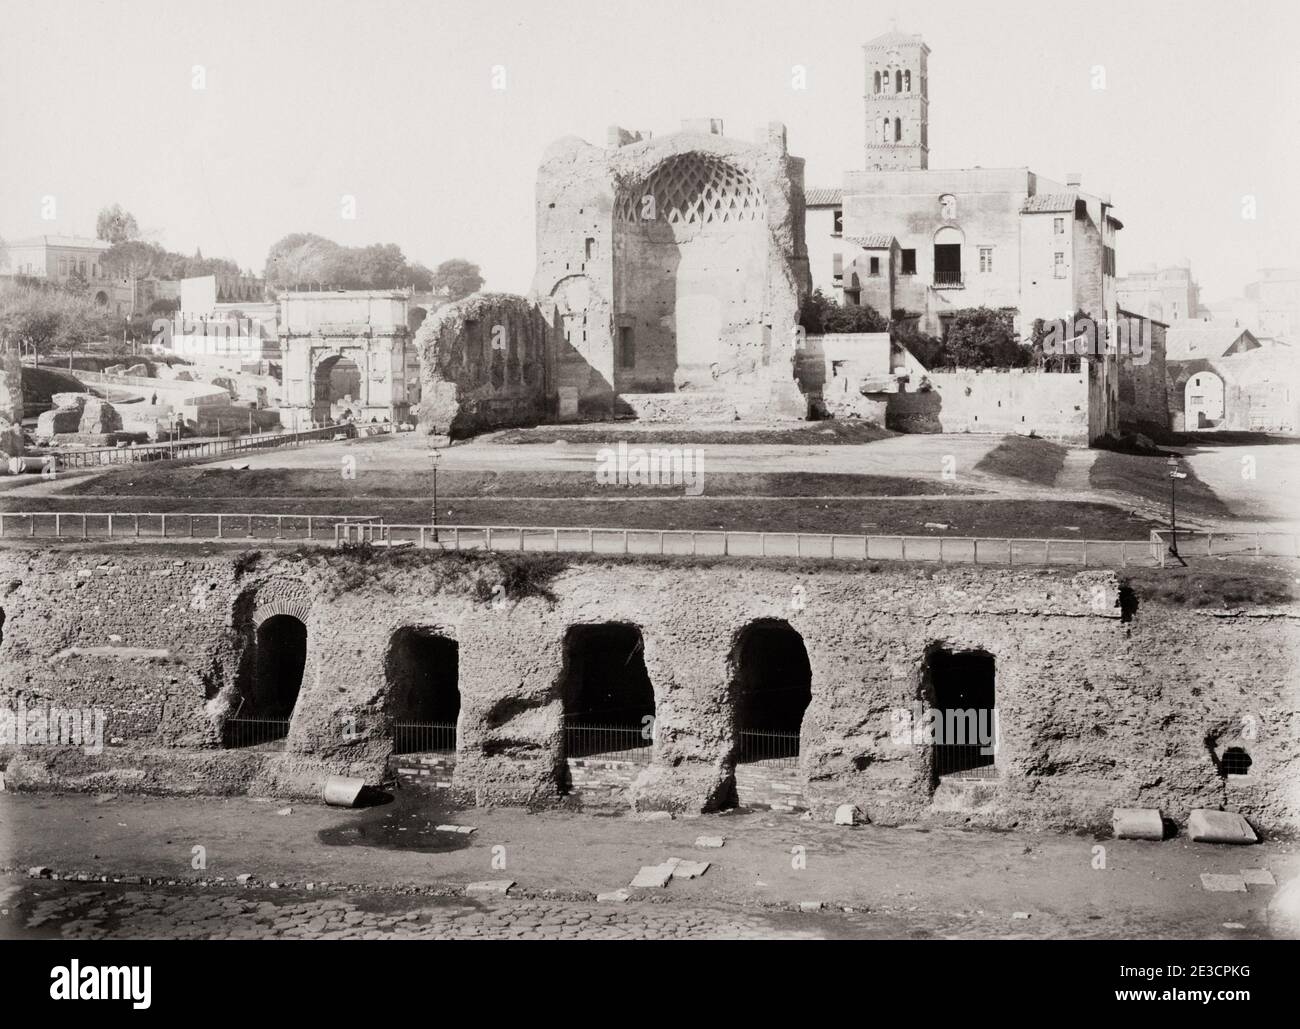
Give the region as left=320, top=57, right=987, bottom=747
left=7, top=234, right=110, bottom=250
left=864, top=30, right=925, bottom=48
left=804, top=188, right=842, bottom=207
left=1166, top=326, right=1260, bottom=361
left=845, top=234, right=895, bottom=248
left=1021, top=193, right=1078, bottom=214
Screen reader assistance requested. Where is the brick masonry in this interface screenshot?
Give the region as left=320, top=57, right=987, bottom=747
left=0, top=548, right=1295, bottom=833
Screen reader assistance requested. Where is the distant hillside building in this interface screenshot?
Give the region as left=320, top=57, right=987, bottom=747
left=1115, top=264, right=1201, bottom=323
left=808, top=31, right=1121, bottom=347
left=0, top=234, right=138, bottom=315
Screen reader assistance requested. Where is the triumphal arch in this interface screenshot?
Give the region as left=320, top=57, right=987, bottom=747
left=277, top=291, right=422, bottom=427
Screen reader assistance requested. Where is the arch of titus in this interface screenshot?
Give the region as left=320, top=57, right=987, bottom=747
left=277, top=291, right=421, bottom=427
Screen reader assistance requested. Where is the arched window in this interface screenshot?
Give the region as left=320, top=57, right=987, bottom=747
left=873, top=71, right=880, bottom=93
left=881, top=117, right=891, bottom=143
left=894, top=117, right=902, bottom=142
left=896, top=70, right=903, bottom=92
left=904, top=70, right=911, bottom=92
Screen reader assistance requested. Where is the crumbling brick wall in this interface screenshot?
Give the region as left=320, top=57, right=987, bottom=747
left=1, top=548, right=1295, bottom=833
left=415, top=293, right=551, bottom=437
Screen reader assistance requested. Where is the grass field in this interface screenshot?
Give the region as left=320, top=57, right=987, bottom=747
left=489, top=421, right=895, bottom=446
left=1089, top=449, right=1232, bottom=519
left=52, top=465, right=982, bottom=499
left=0, top=492, right=1159, bottom=539
left=973, top=435, right=1068, bottom=487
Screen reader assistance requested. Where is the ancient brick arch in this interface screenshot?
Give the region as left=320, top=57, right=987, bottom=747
left=252, top=597, right=312, bottom=628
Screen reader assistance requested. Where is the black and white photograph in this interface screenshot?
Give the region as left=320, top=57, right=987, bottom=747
left=0, top=0, right=1297, bottom=992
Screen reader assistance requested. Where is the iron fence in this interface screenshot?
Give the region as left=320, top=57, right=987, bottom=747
left=391, top=721, right=457, bottom=755
left=563, top=723, right=654, bottom=763
left=932, top=743, right=998, bottom=780
left=221, top=716, right=290, bottom=749
left=334, top=520, right=1209, bottom=568
left=736, top=729, right=801, bottom=768
left=0, top=511, right=381, bottom=542
left=39, top=423, right=359, bottom=470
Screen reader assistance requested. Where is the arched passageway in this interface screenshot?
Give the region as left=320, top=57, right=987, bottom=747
left=729, top=619, right=811, bottom=764
left=386, top=627, right=460, bottom=754
left=560, top=623, right=654, bottom=761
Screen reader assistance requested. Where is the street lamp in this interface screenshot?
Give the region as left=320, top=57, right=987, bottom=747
left=431, top=447, right=442, bottom=541
left=1166, top=454, right=1188, bottom=558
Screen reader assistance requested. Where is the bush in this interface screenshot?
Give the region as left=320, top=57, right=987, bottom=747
left=798, top=289, right=888, bottom=335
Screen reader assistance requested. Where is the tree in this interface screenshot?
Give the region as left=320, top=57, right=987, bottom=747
left=891, top=319, right=947, bottom=369
left=96, top=204, right=140, bottom=245
left=798, top=289, right=889, bottom=334
left=943, top=307, right=1028, bottom=369
left=430, top=258, right=484, bottom=302
left=0, top=284, right=109, bottom=361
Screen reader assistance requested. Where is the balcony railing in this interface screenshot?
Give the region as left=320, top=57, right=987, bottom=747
left=932, top=269, right=964, bottom=287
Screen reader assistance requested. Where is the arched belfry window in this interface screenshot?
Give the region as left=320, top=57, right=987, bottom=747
left=894, top=117, right=902, bottom=142
left=874, top=71, right=881, bottom=93
left=904, top=70, right=911, bottom=92
left=896, top=70, right=903, bottom=92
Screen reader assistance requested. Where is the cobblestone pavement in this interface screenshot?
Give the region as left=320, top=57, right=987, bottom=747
left=4, top=879, right=848, bottom=940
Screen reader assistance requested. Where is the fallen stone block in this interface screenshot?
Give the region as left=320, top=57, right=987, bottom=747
left=1200, top=873, right=1247, bottom=893
left=669, top=859, right=711, bottom=881
left=465, top=880, right=514, bottom=896
left=1188, top=809, right=1257, bottom=845
left=27, top=866, right=52, bottom=879
left=435, top=824, right=478, bottom=834
left=694, top=835, right=725, bottom=849
left=236, top=874, right=254, bottom=885
left=1012, top=911, right=1031, bottom=919
left=799, top=901, right=823, bottom=912
left=834, top=803, right=866, bottom=826
left=597, top=889, right=630, bottom=904
left=629, top=864, right=675, bottom=889
left=1112, top=807, right=1164, bottom=841
left=322, top=776, right=366, bottom=807
left=1241, top=868, right=1276, bottom=887
left=276, top=807, right=293, bottom=816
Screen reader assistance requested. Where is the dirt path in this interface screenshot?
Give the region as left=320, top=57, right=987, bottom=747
left=2, top=792, right=1294, bottom=939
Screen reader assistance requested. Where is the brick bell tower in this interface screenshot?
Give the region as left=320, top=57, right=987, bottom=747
left=863, top=27, right=929, bottom=171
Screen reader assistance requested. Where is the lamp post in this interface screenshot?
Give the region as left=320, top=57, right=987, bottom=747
left=431, top=448, right=442, bottom=542
left=1167, top=455, right=1187, bottom=558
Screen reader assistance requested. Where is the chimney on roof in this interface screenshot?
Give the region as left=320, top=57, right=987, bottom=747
left=1066, top=172, right=1082, bottom=188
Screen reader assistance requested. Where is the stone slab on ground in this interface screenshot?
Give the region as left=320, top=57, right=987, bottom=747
left=1112, top=807, right=1164, bottom=841
left=669, top=859, right=711, bottom=880
left=435, top=824, right=478, bottom=834
left=1200, top=873, right=1247, bottom=893
left=465, top=880, right=515, bottom=896
left=1188, top=810, right=1257, bottom=845
left=596, top=889, right=630, bottom=903
left=834, top=804, right=866, bottom=826
left=694, top=836, right=725, bottom=849
left=629, top=864, right=675, bottom=889
left=1241, top=868, right=1276, bottom=887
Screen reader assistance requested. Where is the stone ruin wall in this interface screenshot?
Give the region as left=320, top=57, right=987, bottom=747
left=0, top=342, right=22, bottom=461
left=415, top=293, right=551, bottom=437
left=531, top=126, right=811, bottom=423
left=0, top=547, right=1295, bottom=834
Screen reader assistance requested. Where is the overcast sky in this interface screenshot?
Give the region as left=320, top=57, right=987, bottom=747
left=2, top=0, right=1296, bottom=301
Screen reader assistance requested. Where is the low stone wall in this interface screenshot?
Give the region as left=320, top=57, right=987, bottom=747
left=887, top=369, right=1093, bottom=443
left=0, top=549, right=1295, bottom=834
